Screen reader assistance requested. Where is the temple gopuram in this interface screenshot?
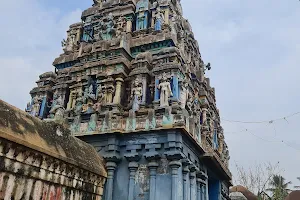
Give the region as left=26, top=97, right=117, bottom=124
left=25, top=0, right=232, bottom=199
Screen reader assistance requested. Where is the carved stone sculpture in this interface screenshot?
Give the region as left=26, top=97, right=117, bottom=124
left=94, top=85, right=105, bottom=112
left=98, top=13, right=116, bottom=40
left=31, top=96, right=42, bottom=117
left=154, top=7, right=165, bottom=31
left=179, top=82, right=189, bottom=109
left=71, top=97, right=83, bottom=133
left=49, top=94, right=65, bottom=120
left=88, top=113, right=98, bottom=132
left=131, top=78, right=143, bottom=111
left=218, top=131, right=224, bottom=154
left=186, top=94, right=193, bottom=111
left=116, top=15, right=126, bottom=37
left=158, top=73, right=173, bottom=107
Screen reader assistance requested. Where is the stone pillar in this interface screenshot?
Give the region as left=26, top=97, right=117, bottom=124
left=105, top=161, right=117, bottom=200
left=164, top=9, right=169, bottom=24
left=141, top=76, right=147, bottom=104
left=113, top=77, right=124, bottom=104
left=182, top=165, right=190, bottom=200
left=67, top=90, right=74, bottom=109
left=148, top=161, right=159, bottom=200
left=189, top=167, right=196, bottom=200
left=126, top=17, right=133, bottom=32
left=196, top=178, right=202, bottom=200
left=172, top=76, right=179, bottom=100
left=201, top=184, right=205, bottom=200
left=169, top=161, right=181, bottom=200
left=128, top=162, right=138, bottom=200
left=39, top=96, right=47, bottom=118
left=202, top=108, right=208, bottom=125
left=154, top=78, right=160, bottom=101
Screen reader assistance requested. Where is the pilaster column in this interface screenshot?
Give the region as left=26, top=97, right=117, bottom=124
left=189, top=166, right=196, bottom=200
left=141, top=76, right=147, bottom=104
left=154, top=78, right=160, bottom=101
left=196, top=177, right=202, bottom=200
left=126, top=17, right=133, bottom=32
left=182, top=165, right=190, bottom=200
left=128, top=162, right=138, bottom=200
left=67, top=90, right=75, bottom=109
left=105, top=161, right=117, bottom=200
left=164, top=9, right=170, bottom=24
left=172, top=75, right=179, bottom=100
left=202, top=108, right=208, bottom=125
left=148, top=161, right=159, bottom=200
left=39, top=96, right=47, bottom=118
left=201, top=184, right=206, bottom=200
left=113, top=77, right=124, bottom=104
left=169, top=160, right=181, bottom=200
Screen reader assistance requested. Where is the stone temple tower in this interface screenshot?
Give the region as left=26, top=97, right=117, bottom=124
left=26, top=0, right=232, bottom=199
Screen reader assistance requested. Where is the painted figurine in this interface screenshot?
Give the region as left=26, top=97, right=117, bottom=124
left=94, top=85, right=105, bottom=112
left=31, top=96, right=41, bottom=117
left=158, top=73, right=173, bottom=107
left=49, top=94, right=65, bottom=120
left=179, top=82, right=189, bottom=109
left=154, top=7, right=164, bottom=31
left=131, top=78, right=143, bottom=111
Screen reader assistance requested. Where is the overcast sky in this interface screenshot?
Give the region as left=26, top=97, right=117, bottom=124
left=0, top=0, right=299, bottom=189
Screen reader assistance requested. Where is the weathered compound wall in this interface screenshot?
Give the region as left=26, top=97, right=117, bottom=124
left=0, top=100, right=107, bottom=200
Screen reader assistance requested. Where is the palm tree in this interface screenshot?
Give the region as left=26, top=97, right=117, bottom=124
left=295, top=177, right=300, bottom=189
left=267, top=175, right=291, bottom=200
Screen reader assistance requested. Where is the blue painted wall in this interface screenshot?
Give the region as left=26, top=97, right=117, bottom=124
left=80, top=130, right=227, bottom=200
left=208, top=179, right=220, bottom=200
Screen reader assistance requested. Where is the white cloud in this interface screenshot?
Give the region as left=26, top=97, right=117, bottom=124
left=0, top=0, right=82, bottom=109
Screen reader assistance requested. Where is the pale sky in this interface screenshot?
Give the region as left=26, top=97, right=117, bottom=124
left=0, top=0, right=299, bottom=189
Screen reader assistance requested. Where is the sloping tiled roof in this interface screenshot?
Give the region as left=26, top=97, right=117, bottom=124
left=285, top=190, right=300, bottom=200
left=230, top=185, right=258, bottom=200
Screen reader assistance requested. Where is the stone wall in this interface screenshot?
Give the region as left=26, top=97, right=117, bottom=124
left=0, top=100, right=107, bottom=200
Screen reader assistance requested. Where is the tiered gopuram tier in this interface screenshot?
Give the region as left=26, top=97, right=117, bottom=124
left=26, top=0, right=231, bottom=199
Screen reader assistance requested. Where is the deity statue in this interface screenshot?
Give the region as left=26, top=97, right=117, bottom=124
left=137, top=12, right=146, bottom=30
left=154, top=7, right=165, bottom=31
left=222, top=143, right=230, bottom=166
left=201, top=108, right=208, bottom=126
left=62, top=34, right=76, bottom=52
left=49, top=94, right=65, bottom=120
left=131, top=78, right=143, bottom=111
left=74, top=96, right=83, bottom=115
left=93, top=85, right=105, bottom=112
left=71, top=96, right=83, bottom=133
left=158, top=73, right=173, bottom=107
left=218, top=131, right=224, bottom=154
left=186, top=94, right=193, bottom=111
left=99, top=13, right=116, bottom=40
left=105, top=84, right=115, bottom=104
left=88, top=113, right=98, bottom=132
left=83, top=85, right=96, bottom=104
left=116, top=15, right=126, bottom=37
left=31, top=96, right=42, bottom=117
left=107, top=13, right=115, bottom=35
left=179, top=82, right=189, bottom=109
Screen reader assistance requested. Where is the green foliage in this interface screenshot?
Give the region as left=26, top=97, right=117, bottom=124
left=267, top=175, right=291, bottom=200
